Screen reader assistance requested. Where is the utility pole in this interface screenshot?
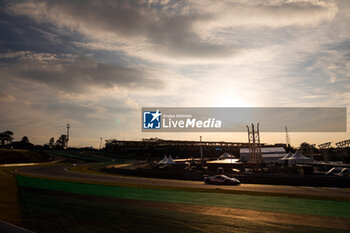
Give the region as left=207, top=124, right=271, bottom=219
left=200, top=136, right=203, bottom=162
left=285, top=126, right=290, bottom=148
left=100, top=137, right=103, bottom=150
left=66, top=123, right=70, bottom=148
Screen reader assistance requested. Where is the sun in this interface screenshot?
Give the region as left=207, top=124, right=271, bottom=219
left=211, top=92, right=250, bottom=107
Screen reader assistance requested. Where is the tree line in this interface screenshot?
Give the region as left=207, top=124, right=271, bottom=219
left=0, top=131, right=68, bottom=149
left=0, top=131, right=33, bottom=148
left=46, top=134, right=68, bottom=149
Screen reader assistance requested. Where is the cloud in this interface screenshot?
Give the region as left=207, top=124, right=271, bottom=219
left=0, top=92, right=16, bottom=102
left=192, top=0, right=338, bottom=28
left=0, top=51, right=167, bottom=92
left=0, top=78, right=141, bottom=145
left=4, top=0, right=338, bottom=64
left=5, top=0, right=234, bottom=62
left=0, top=51, right=57, bottom=61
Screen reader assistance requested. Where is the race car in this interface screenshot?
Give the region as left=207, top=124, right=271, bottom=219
left=204, top=174, right=240, bottom=185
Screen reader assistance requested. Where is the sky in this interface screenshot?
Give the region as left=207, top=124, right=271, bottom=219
left=0, top=0, right=349, bottom=148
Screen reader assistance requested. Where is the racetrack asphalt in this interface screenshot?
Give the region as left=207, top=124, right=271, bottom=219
left=15, top=163, right=350, bottom=199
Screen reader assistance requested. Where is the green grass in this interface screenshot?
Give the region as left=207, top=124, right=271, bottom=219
left=16, top=175, right=350, bottom=218
left=68, top=160, right=137, bottom=176
left=47, top=150, right=110, bottom=162
left=66, top=163, right=350, bottom=201
left=19, top=187, right=348, bottom=233
left=68, top=162, right=115, bottom=175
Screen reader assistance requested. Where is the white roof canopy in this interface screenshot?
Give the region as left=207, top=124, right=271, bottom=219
left=280, top=153, right=294, bottom=160
left=288, top=151, right=312, bottom=160
left=166, top=155, right=176, bottom=164
left=158, top=155, right=168, bottom=164
left=282, top=151, right=314, bottom=164
left=219, top=152, right=236, bottom=159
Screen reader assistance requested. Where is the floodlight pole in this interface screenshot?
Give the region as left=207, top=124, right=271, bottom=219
left=285, top=126, right=290, bottom=147
left=66, top=123, right=70, bottom=148
left=200, top=136, right=203, bottom=162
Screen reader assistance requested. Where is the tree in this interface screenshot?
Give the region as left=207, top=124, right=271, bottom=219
left=55, top=134, right=68, bottom=149
left=21, top=136, right=29, bottom=144
left=12, top=135, right=33, bottom=149
left=299, top=142, right=318, bottom=154
left=0, top=131, right=14, bottom=145
left=285, top=145, right=296, bottom=153
left=49, top=137, right=55, bottom=148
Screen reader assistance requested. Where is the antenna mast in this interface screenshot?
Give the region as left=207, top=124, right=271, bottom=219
left=285, top=126, right=290, bottom=147
left=66, top=123, right=70, bottom=148
left=200, top=136, right=203, bottom=162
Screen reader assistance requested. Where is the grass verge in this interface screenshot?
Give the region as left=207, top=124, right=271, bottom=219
left=47, top=150, right=110, bottom=162
left=68, top=162, right=114, bottom=175
left=0, top=168, right=22, bottom=225
left=66, top=163, right=350, bottom=202
left=19, top=186, right=349, bottom=233
left=16, top=175, right=350, bottom=218
left=0, top=148, right=51, bottom=164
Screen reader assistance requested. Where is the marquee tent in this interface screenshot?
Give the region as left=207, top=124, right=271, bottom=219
left=219, top=152, right=236, bottom=160
left=287, top=151, right=313, bottom=165
left=158, top=155, right=168, bottom=164
left=166, top=155, right=176, bottom=164
left=280, top=152, right=294, bottom=160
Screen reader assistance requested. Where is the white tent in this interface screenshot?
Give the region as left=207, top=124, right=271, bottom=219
left=280, top=152, right=294, bottom=160
left=166, top=155, right=176, bottom=164
left=219, top=152, right=236, bottom=160
left=158, top=155, right=168, bottom=164
left=288, top=151, right=313, bottom=165
left=207, top=158, right=240, bottom=164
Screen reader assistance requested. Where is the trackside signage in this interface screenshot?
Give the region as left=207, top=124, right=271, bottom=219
left=141, top=107, right=346, bottom=132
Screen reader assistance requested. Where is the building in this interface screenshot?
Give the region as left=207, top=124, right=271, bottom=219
left=240, top=147, right=287, bottom=163
left=105, top=138, right=250, bottom=158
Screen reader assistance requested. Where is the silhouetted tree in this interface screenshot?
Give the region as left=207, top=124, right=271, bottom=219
left=285, top=145, right=296, bottom=153
left=49, top=137, right=55, bottom=148
left=0, top=131, right=14, bottom=145
left=299, top=142, right=318, bottom=154
left=56, top=134, right=68, bottom=149
left=21, top=136, right=29, bottom=144
left=11, top=135, right=33, bottom=149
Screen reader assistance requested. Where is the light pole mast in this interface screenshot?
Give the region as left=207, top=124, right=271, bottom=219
left=285, top=126, right=290, bottom=148
left=200, top=136, right=203, bottom=162
left=66, top=123, right=70, bottom=148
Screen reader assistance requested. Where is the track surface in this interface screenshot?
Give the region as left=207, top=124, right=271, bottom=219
left=16, top=164, right=350, bottom=198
